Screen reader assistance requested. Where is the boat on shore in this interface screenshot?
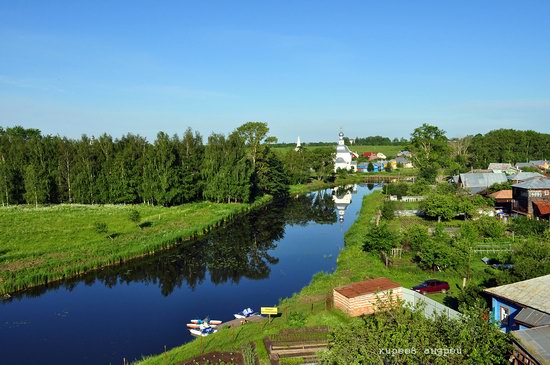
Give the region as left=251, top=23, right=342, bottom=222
left=234, top=307, right=258, bottom=319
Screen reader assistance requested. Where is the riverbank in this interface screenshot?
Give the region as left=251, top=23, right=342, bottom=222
left=289, top=170, right=418, bottom=195
left=0, top=195, right=272, bottom=295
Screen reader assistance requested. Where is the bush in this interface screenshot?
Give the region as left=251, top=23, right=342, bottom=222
left=382, top=182, right=408, bottom=198
left=380, top=200, right=396, bottom=220
left=475, top=216, right=507, bottom=238
left=401, top=224, right=430, bottom=252
left=510, top=216, right=547, bottom=236
left=128, top=209, right=141, bottom=224
left=93, top=222, right=108, bottom=234
left=363, top=223, right=399, bottom=252
left=512, top=239, right=550, bottom=280
left=287, top=311, right=307, bottom=327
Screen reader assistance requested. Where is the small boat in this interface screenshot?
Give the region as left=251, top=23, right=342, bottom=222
left=187, top=323, right=219, bottom=329
left=234, top=307, right=257, bottom=319
left=190, top=318, right=222, bottom=325
left=189, top=326, right=217, bottom=337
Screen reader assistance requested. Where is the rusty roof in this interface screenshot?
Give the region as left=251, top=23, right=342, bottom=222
left=334, top=277, right=401, bottom=299
left=533, top=200, right=550, bottom=216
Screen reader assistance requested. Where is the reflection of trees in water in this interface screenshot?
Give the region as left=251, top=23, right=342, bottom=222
left=6, top=190, right=339, bottom=300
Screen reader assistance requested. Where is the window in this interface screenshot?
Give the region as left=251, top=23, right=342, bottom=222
left=529, top=190, right=542, bottom=198
left=500, top=306, right=510, bottom=322
left=545, top=190, right=549, bottom=196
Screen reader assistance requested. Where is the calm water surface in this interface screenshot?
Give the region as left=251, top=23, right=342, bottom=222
left=0, top=184, right=379, bottom=365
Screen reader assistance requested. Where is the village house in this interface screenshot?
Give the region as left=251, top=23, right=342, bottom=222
left=484, top=275, right=550, bottom=365
left=361, top=151, right=377, bottom=159
left=376, top=152, right=387, bottom=160
left=488, top=163, right=514, bottom=174
left=395, top=156, right=414, bottom=168
left=529, top=160, right=549, bottom=171
left=511, top=176, right=550, bottom=219
left=397, top=150, right=412, bottom=158
left=490, top=189, right=513, bottom=213
left=457, top=172, right=508, bottom=194
left=508, top=172, right=544, bottom=183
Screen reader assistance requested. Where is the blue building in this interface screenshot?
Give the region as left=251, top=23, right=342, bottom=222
left=484, top=274, right=550, bottom=364
left=484, top=274, right=550, bottom=332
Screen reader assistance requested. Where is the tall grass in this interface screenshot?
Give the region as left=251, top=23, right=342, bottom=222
left=0, top=195, right=272, bottom=295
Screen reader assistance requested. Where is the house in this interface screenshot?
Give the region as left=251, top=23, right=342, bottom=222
left=529, top=160, right=549, bottom=171
left=516, top=162, right=536, bottom=170
left=334, top=131, right=358, bottom=172
left=484, top=275, right=550, bottom=365
left=511, top=176, right=550, bottom=218
left=511, top=325, right=550, bottom=365
left=490, top=190, right=513, bottom=212
left=508, top=172, right=544, bottom=183
left=488, top=163, right=513, bottom=174
left=376, top=152, right=387, bottom=160
left=484, top=274, right=550, bottom=333
left=397, top=150, right=412, bottom=158
left=457, top=172, right=508, bottom=194
left=379, top=159, right=397, bottom=170
left=362, top=151, right=377, bottom=159
left=333, top=278, right=402, bottom=317
left=395, top=157, right=414, bottom=168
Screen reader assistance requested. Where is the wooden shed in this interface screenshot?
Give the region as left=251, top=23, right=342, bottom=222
left=333, top=277, right=402, bottom=317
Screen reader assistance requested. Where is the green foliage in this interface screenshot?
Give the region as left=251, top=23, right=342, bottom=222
left=512, top=238, right=550, bottom=280
left=363, top=223, right=398, bottom=252
left=414, top=225, right=457, bottom=271
left=383, top=182, right=408, bottom=198
left=94, top=222, right=108, bottom=234
left=367, top=162, right=374, bottom=172
left=287, top=311, right=307, bottom=327
left=401, top=225, right=430, bottom=252
left=321, top=304, right=511, bottom=364
left=128, top=209, right=141, bottom=224
left=408, top=178, right=431, bottom=195
left=468, top=129, right=550, bottom=168
left=474, top=216, right=506, bottom=238
left=381, top=200, right=397, bottom=220
left=510, top=216, right=548, bottom=236
left=409, top=123, right=452, bottom=183
left=421, top=193, right=459, bottom=221
left=241, top=343, right=257, bottom=365
left=486, top=182, right=513, bottom=194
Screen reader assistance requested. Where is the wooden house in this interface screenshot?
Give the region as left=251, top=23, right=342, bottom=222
left=511, top=177, right=550, bottom=218
left=333, top=277, right=402, bottom=317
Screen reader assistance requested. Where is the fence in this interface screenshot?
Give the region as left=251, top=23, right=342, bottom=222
left=401, top=288, right=462, bottom=320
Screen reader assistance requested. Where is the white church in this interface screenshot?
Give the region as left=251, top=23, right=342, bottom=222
left=334, top=131, right=358, bottom=172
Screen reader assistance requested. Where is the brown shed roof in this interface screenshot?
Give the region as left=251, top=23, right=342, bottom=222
left=334, top=277, right=401, bottom=299
left=490, top=190, right=512, bottom=200
left=533, top=200, right=550, bottom=216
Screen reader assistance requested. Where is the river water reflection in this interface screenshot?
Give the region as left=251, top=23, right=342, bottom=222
left=0, top=184, right=379, bottom=365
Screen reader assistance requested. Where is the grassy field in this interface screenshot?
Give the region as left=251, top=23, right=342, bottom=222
left=273, top=145, right=404, bottom=158
left=0, top=196, right=271, bottom=295
left=138, top=190, right=495, bottom=365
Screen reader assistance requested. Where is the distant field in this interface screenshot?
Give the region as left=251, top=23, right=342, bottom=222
left=272, top=145, right=404, bottom=158
left=0, top=198, right=270, bottom=294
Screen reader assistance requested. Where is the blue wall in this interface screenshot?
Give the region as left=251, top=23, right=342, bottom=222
left=491, top=297, right=522, bottom=332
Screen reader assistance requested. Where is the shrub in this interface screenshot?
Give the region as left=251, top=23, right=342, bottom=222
left=475, top=216, right=507, bottom=238
left=363, top=223, right=399, bottom=252
left=128, top=209, right=141, bottom=225
left=510, top=216, right=547, bottom=236
left=380, top=200, right=396, bottom=220
left=382, top=182, right=408, bottom=198
left=287, top=311, right=307, bottom=327
left=93, top=222, right=108, bottom=234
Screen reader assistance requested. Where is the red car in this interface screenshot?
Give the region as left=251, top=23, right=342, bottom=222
left=412, top=280, right=450, bottom=294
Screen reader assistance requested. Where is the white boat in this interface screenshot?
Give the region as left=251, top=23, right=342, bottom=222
left=234, top=307, right=257, bottom=319
left=189, top=326, right=217, bottom=337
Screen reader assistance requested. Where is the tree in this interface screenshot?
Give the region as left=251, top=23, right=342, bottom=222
left=235, top=121, right=269, bottom=170
left=367, top=162, right=374, bottom=172
left=381, top=200, right=396, bottom=220
left=409, top=124, right=451, bottom=182
left=512, top=239, right=550, bottom=280
left=421, top=193, right=458, bottom=221
left=321, top=304, right=511, bottom=365
left=363, top=223, right=398, bottom=252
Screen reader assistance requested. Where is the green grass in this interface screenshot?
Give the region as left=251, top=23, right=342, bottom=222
left=136, top=190, right=497, bottom=365
left=272, top=145, right=404, bottom=158
left=0, top=196, right=272, bottom=295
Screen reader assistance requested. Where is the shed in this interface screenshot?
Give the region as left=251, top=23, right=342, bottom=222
left=333, top=277, right=402, bottom=317
left=511, top=325, right=550, bottom=365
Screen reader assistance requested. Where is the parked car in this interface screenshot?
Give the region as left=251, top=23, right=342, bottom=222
left=412, top=280, right=450, bottom=294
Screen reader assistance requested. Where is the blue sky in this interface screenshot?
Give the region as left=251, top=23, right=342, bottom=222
left=1, top=1, right=549, bottom=142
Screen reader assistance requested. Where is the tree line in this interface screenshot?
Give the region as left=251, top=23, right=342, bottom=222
left=0, top=122, right=289, bottom=206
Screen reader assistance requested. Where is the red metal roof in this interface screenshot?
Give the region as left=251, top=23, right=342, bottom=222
left=533, top=200, right=550, bottom=216
left=362, top=152, right=376, bottom=157
left=334, top=277, right=401, bottom=299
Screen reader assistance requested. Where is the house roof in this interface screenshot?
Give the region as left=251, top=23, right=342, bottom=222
left=489, top=190, right=512, bottom=200
left=334, top=277, right=401, bottom=299
left=514, top=307, right=550, bottom=328
left=484, top=274, right=550, bottom=314
left=395, top=157, right=411, bottom=164
left=459, top=173, right=508, bottom=189
left=508, top=172, right=544, bottom=181
left=512, top=325, right=550, bottom=365
left=533, top=200, right=550, bottom=216
left=488, top=163, right=512, bottom=170
left=512, top=176, right=550, bottom=190
left=529, top=160, right=548, bottom=166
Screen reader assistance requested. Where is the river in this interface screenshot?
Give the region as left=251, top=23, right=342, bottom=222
left=0, top=184, right=379, bottom=365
